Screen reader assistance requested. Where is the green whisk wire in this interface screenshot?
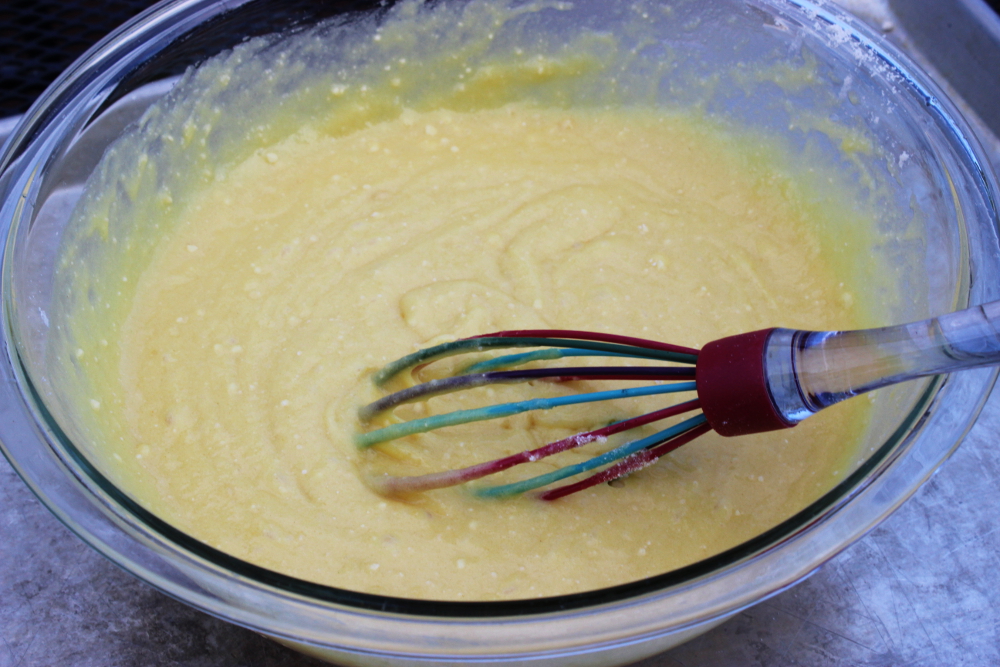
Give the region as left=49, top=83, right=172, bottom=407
left=356, top=330, right=706, bottom=500
left=473, top=414, right=709, bottom=499
left=373, top=336, right=698, bottom=385
left=355, top=382, right=697, bottom=448
left=460, top=348, right=633, bottom=374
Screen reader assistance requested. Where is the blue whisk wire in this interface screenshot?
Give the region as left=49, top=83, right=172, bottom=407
left=356, top=330, right=706, bottom=499
left=473, top=414, right=709, bottom=498
left=354, top=382, right=697, bottom=448
left=460, top=348, right=633, bottom=374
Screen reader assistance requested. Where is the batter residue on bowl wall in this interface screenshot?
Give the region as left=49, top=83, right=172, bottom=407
left=55, top=0, right=897, bottom=600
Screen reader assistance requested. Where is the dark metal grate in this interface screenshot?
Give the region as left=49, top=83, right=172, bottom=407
left=0, top=0, right=157, bottom=117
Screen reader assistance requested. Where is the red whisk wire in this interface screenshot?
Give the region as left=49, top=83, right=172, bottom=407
left=369, top=399, right=701, bottom=495
left=538, top=421, right=713, bottom=501
left=471, top=329, right=699, bottom=357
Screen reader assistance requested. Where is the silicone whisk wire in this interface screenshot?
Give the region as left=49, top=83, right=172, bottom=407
left=355, top=382, right=697, bottom=448
left=473, top=414, right=709, bottom=499
left=368, top=399, right=701, bottom=495
left=373, top=332, right=698, bottom=385
left=356, top=330, right=705, bottom=499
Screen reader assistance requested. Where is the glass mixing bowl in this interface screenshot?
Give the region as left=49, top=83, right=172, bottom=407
left=2, top=0, right=998, bottom=665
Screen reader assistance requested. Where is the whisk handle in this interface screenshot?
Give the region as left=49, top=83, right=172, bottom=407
left=777, top=301, right=1000, bottom=418
left=696, top=329, right=794, bottom=436
left=698, top=301, right=1000, bottom=436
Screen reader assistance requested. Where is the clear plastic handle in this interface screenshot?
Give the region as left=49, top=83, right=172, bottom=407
left=765, top=301, right=1000, bottom=423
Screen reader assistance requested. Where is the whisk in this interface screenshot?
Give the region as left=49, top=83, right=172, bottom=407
left=356, top=302, right=1000, bottom=501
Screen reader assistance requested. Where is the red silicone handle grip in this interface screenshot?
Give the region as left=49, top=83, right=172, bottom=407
left=696, top=328, right=795, bottom=437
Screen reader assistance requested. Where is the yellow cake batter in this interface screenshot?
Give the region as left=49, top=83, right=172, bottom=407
left=80, top=104, right=870, bottom=600
left=57, top=0, right=896, bottom=601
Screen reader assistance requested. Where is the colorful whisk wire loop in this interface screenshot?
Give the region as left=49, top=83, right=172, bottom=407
left=356, top=330, right=707, bottom=499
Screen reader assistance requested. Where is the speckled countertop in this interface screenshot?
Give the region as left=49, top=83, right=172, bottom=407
left=3, top=3, right=1000, bottom=666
